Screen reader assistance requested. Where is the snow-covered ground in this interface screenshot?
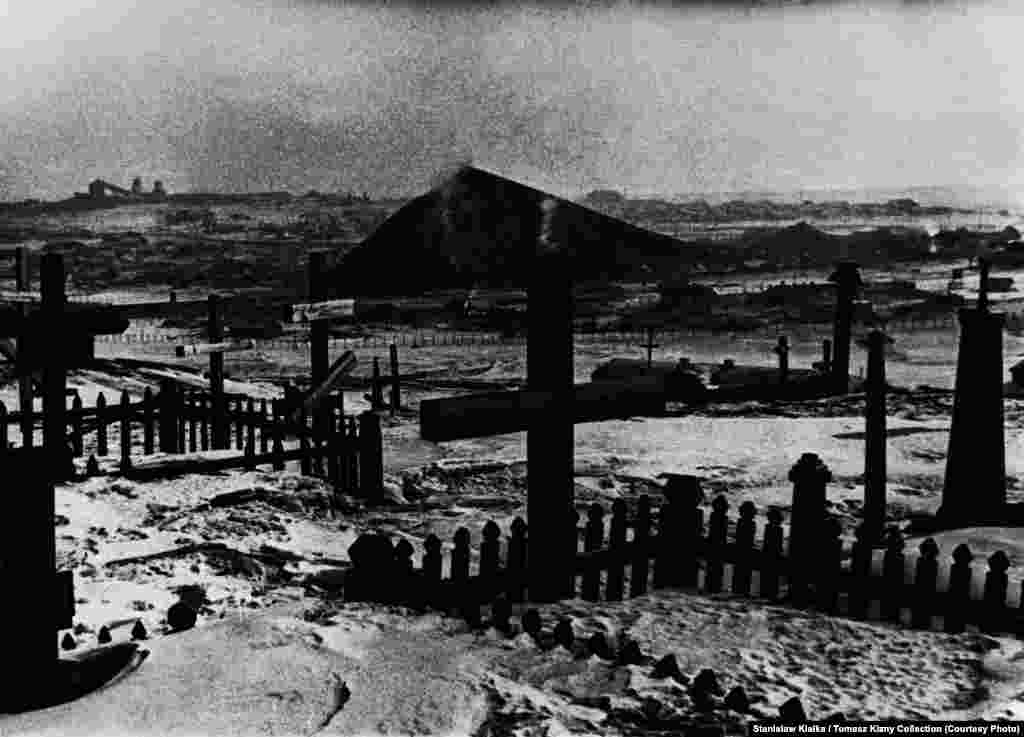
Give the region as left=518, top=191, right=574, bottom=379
left=4, top=323, right=1024, bottom=735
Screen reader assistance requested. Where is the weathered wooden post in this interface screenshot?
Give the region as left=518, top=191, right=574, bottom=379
left=358, top=410, right=383, bottom=501
left=644, top=326, right=659, bottom=368
left=308, top=251, right=329, bottom=438
left=939, top=256, right=1006, bottom=526
left=0, top=448, right=73, bottom=710
left=15, top=245, right=29, bottom=293
left=371, top=357, right=384, bottom=409
left=208, top=295, right=229, bottom=450
left=862, top=329, right=891, bottom=545
left=16, top=249, right=32, bottom=449
left=828, top=262, right=863, bottom=394
left=529, top=200, right=575, bottom=603
left=821, top=338, right=832, bottom=374
left=40, top=253, right=73, bottom=480
left=119, top=390, right=132, bottom=474
left=158, top=379, right=178, bottom=454
left=786, top=453, right=832, bottom=607
left=774, top=335, right=789, bottom=385
left=389, top=343, right=401, bottom=415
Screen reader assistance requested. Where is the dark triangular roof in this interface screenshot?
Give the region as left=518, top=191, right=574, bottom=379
left=331, top=166, right=684, bottom=296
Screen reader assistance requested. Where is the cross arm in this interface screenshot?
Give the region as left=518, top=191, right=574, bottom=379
left=419, top=377, right=666, bottom=442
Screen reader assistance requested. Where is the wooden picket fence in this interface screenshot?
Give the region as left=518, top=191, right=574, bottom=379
left=0, top=383, right=384, bottom=495
left=347, top=489, right=1024, bottom=638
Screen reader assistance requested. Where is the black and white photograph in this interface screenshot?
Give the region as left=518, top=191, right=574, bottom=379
left=3, top=0, right=1024, bottom=734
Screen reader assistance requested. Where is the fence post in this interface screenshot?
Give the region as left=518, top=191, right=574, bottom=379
left=422, top=534, right=443, bottom=610
left=142, top=387, right=154, bottom=455
left=327, top=398, right=341, bottom=489
left=272, top=400, right=285, bottom=472
left=234, top=397, right=244, bottom=452
left=912, top=538, right=939, bottom=630
left=880, top=528, right=906, bottom=623
left=605, top=500, right=627, bottom=602
left=983, top=551, right=1010, bottom=634
left=371, top=357, right=384, bottom=410
left=945, top=544, right=974, bottom=634
left=389, top=343, right=401, bottom=415
left=480, top=520, right=501, bottom=602
left=188, top=394, right=197, bottom=453
left=760, top=508, right=784, bottom=600
left=774, top=335, right=789, bottom=385
left=630, top=495, right=651, bottom=597
left=245, top=398, right=256, bottom=466
left=863, top=329, right=889, bottom=545
left=787, top=453, right=832, bottom=608
left=70, top=395, right=83, bottom=457
left=96, top=392, right=107, bottom=456
left=358, top=411, right=383, bottom=502
left=158, top=380, right=176, bottom=453
left=208, top=295, right=228, bottom=450
left=680, top=478, right=705, bottom=589
left=119, top=390, right=132, bottom=474
left=732, top=501, right=757, bottom=596
left=582, top=504, right=604, bottom=601
left=299, top=408, right=311, bottom=476
left=848, top=523, right=873, bottom=620
left=817, top=516, right=843, bottom=614
left=176, top=389, right=186, bottom=455
left=259, top=398, right=269, bottom=455
left=451, top=527, right=471, bottom=613
left=507, top=517, right=527, bottom=603
left=704, top=496, right=729, bottom=594
left=200, top=396, right=210, bottom=452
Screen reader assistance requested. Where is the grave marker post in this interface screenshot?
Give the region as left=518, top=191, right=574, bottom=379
left=862, top=329, right=891, bottom=544
left=40, top=253, right=73, bottom=480
left=208, top=294, right=229, bottom=449
left=939, top=256, right=1006, bottom=525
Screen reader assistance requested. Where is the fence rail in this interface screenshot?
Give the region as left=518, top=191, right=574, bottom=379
left=0, top=383, right=384, bottom=496
left=91, top=312, right=1024, bottom=353
left=347, top=481, right=1024, bottom=639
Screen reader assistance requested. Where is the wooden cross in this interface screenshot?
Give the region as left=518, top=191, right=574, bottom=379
left=642, top=326, right=659, bottom=368
left=419, top=228, right=666, bottom=603
left=2, top=254, right=128, bottom=473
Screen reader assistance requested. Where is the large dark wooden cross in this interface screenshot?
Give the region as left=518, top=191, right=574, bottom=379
left=0, top=253, right=127, bottom=692
left=419, top=242, right=665, bottom=603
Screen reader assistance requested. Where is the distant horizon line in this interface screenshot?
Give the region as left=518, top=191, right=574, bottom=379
left=4, top=180, right=1022, bottom=211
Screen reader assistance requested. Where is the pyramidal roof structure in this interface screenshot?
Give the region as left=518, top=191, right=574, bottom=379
left=332, top=166, right=684, bottom=296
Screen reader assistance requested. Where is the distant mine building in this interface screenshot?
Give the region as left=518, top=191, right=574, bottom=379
left=153, top=181, right=166, bottom=197
left=131, top=177, right=143, bottom=195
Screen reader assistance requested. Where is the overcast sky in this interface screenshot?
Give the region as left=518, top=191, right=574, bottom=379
left=0, top=0, right=1020, bottom=203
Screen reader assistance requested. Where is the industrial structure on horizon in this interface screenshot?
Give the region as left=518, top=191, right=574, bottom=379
left=76, top=178, right=167, bottom=201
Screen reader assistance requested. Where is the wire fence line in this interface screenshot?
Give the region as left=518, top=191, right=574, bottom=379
left=87, top=313, right=1002, bottom=353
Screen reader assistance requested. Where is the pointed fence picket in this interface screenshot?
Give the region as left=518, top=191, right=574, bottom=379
left=344, top=460, right=1024, bottom=640
left=0, top=383, right=379, bottom=493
